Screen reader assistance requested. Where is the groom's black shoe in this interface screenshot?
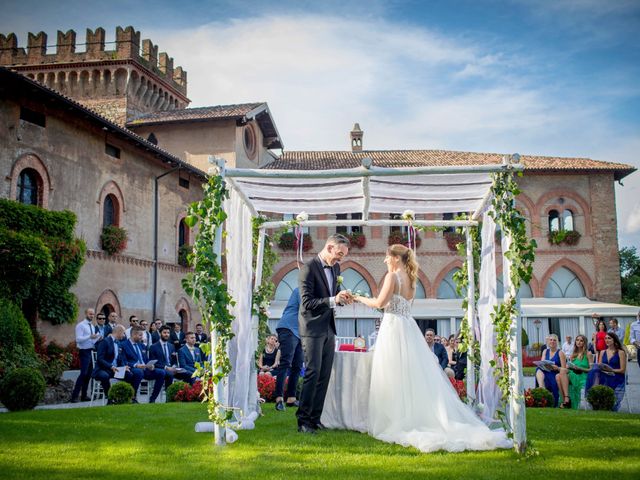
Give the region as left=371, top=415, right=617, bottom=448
left=275, top=400, right=285, bottom=412
left=298, top=424, right=317, bottom=435
left=314, top=422, right=328, bottom=431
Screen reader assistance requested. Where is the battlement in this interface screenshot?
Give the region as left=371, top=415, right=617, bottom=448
left=0, top=26, right=187, bottom=95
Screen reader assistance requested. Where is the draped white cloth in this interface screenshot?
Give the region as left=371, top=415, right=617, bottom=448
left=224, top=190, right=258, bottom=418
left=477, top=208, right=501, bottom=422
left=230, top=171, right=492, bottom=214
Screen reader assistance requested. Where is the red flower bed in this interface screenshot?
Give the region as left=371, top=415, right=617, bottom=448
left=258, top=374, right=276, bottom=401
left=449, top=377, right=466, bottom=401
left=522, top=352, right=539, bottom=367
left=174, top=380, right=203, bottom=402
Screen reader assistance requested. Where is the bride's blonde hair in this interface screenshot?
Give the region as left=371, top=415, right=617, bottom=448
left=388, top=244, right=419, bottom=288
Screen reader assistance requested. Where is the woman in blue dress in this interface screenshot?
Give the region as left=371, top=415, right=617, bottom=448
left=586, top=332, right=627, bottom=411
left=535, top=334, right=566, bottom=407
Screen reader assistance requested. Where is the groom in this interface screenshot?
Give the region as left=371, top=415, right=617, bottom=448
left=296, top=234, right=352, bottom=433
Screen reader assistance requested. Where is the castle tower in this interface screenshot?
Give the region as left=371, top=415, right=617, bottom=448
left=350, top=122, right=363, bottom=152
left=0, top=27, right=189, bottom=125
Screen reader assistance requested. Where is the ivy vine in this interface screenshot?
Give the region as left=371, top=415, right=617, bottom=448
left=182, top=173, right=235, bottom=425
left=488, top=171, right=537, bottom=409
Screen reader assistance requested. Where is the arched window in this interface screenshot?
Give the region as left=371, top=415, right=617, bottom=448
left=562, top=209, right=574, bottom=232
left=16, top=168, right=40, bottom=206
left=497, top=279, right=533, bottom=299
left=275, top=270, right=299, bottom=301
left=415, top=279, right=426, bottom=299
left=178, top=218, right=189, bottom=248
left=178, top=309, right=188, bottom=330
left=341, top=268, right=372, bottom=296
left=103, top=194, right=118, bottom=227
left=548, top=209, right=560, bottom=232
left=100, top=304, right=114, bottom=319
left=544, top=267, right=585, bottom=298
left=437, top=268, right=465, bottom=299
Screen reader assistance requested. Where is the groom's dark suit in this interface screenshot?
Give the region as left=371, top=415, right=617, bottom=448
left=296, top=256, right=341, bottom=429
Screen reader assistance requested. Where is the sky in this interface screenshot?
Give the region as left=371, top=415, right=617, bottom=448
left=2, top=0, right=639, bottom=247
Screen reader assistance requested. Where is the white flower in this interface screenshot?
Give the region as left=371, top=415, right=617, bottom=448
left=296, top=211, right=309, bottom=222
left=337, top=276, right=344, bottom=285
left=401, top=209, right=415, bottom=221
left=207, top=166, right=220, bottom=176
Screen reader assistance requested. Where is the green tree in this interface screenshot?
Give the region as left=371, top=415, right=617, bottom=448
left=620, top=246, right=640, bottom=305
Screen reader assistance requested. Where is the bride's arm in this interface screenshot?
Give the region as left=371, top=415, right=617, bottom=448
left=355, top=273, right=396, bottom=309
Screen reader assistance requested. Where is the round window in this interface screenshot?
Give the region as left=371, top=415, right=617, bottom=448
left=243, top=124, right=257, bottom=159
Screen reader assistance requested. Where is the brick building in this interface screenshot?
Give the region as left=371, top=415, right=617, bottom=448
left=0, top=27, right=281, bottom=344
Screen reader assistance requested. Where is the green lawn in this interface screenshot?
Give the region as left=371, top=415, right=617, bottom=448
left=0, top=403, right=638, bottom=479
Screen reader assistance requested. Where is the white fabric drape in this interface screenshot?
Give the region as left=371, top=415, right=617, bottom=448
left=224, top=190, right=257, bottom=418
left=477, top=208, right=501, bottom=422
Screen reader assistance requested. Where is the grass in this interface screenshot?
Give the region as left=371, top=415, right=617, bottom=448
left=523, top=366, right=537, bottom=376
left=0, top=403, right=638, bottom=479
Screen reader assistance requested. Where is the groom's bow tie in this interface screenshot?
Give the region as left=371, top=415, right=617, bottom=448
left=323, top=265, right=333, bottom=269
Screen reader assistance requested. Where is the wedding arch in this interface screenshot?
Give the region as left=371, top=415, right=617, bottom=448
left=186, top=154, right=533, bottom=453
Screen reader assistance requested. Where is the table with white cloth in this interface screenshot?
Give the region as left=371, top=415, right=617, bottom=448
left=320, top=351, right=373, bottom=432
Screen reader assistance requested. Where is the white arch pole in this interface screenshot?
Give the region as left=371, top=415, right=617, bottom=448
left=464, top=227, right=477, bottom=402
left=502, top=232, right=527, bottom=453
left=212, top=157, right=226, bottom=446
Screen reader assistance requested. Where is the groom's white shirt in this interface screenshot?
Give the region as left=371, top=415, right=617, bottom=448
left=318, top=255, right=337, bottom=308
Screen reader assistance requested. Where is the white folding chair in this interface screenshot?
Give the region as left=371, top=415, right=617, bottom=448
left=90, top=351, right=107, bottom=406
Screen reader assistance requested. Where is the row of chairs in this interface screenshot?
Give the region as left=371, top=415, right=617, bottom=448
left=89, top=351, right=163, bottom=406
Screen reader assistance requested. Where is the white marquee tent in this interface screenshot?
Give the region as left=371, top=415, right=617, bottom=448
left=212, top=155, right=527, bottom=450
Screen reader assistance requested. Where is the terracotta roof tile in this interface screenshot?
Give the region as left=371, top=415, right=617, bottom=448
left=127, top=102, right=265, bottom=126
left=266, top=150, right=636, bottom=180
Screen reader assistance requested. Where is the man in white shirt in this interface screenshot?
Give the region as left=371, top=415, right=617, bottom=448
left=70, top=309, right=100, bottom=402
left=630, top=310, right=640, bottom=367
left=608, top=318, right=623, bottom=339
left=561, top=336, right=574, bottom=358
left=125, top=315, right=139, bottom=339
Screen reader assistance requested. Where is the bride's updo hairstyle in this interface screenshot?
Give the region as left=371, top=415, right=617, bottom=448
left=388, top=244, right=419, bottom=288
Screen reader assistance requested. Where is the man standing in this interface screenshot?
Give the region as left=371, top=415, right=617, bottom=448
left=122, top=327, right=165, bottom=403
left=608, top=318, right=623, bottom=339
left=170, top=322, right=185, bottom=351
left=70, top=308, right=101, bottom=403
left=297, top=234, right=352, bottom=434
left=274, top=288, right=303, bottom=412
left=630, top=310, right=640, bottom=367
left=425, top=329, right=449, bottom=371
left=194, top=324, right=208, bottom=348
left=561, top=335, right=574, bottom=358
left=105, top=312, right=119, bottom=337
left=139, top=320, right=152, bottom=353
left=151, top=319, right=162, bottom=344
left=95, top=313, right=108, bottom=340
left=177, top=332, right=203, bottom=385
left=125, top=315, right=138, bottom=339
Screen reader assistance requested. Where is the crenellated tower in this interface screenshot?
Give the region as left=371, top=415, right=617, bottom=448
left=0, top=26, right=189, bottom=125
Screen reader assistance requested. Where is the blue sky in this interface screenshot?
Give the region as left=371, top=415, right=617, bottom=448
left=2, top=0, right=639, bottom=247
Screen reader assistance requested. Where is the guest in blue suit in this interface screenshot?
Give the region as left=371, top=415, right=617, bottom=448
left=91, top=325, right=141, bottom=402
left=274, top=288, right=304, bottom=412
left=177, top=332, right=203, bottom=385
left=424, top=329, right=449, bottom=370
left=149, top=325, right=180, bottom=388
left=122, top=327, right=166, bottom=403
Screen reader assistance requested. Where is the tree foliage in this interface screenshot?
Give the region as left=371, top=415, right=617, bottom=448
left=620, top=247, right=640, bottom=305
left=0, top=199, right=85, bottom=324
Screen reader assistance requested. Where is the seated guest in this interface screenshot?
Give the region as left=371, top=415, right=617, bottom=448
left=177, top=332, right=203, bottom=385
left=586, top=332, right=627, bottom=411
left=452, top=337, right=468, bottom=381
left=556, top=334, right=592, bottom=409
left=92, top=325, right=141, bottom=402
left=258, top=334, right=280, bottom=375
left=424, top=329, right=449, bottom=371
left=535, top=334, right=566, bottom=407
left=170, top=322, right=185, bottom=351
left=194, top=323, right=208, bottom=348
left=149, top=325, right=181, bottom=389
left=122, top=327, right=166, bottom=403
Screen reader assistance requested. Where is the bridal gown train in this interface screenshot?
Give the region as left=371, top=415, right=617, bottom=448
left=368, top=292, right=512, bottom=453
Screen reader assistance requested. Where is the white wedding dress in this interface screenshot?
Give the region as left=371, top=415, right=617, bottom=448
left=368, top=278, right=512, bottom=453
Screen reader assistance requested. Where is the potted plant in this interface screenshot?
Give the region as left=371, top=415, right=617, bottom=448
left=348, top=231, right=366, bottom=249
left=443, top=231, right=465, bottom=251
left=178, top=244, right=193, bottom=267
left=295, top=235, right=314, bottom=252
left=277, top=232, right=295, bottom=250
left=548, top=230, right=581, bottom=246
left=101, top=225, right=127, bottom=255
left=563, top=230, right=581, bottom=246
left=388, top=231, right=421, bottom=249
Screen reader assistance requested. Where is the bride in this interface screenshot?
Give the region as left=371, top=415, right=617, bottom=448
left=353, top=244, right=511, bottom=453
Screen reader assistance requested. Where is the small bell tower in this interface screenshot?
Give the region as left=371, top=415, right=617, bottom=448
left=350, top=123, right=363, bottom=152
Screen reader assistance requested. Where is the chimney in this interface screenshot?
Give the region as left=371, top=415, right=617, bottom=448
left=350, top=123, right=363, bottom=152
